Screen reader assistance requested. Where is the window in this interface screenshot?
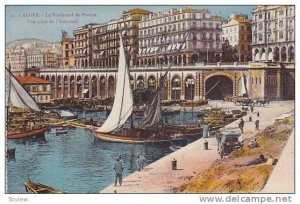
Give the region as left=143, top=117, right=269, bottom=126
left=279, top=20, right=283, bottom=27
left=258, top=23, right=263, bottom=30
left=279, top=31, right=283, bottom=39
left=279, top=10, right=284, bottom=15
left=268, top=12, right=271, bottom=19
left=259, top=14, right=262, bottom=19
left=258, top=34, right=263, bottom=41
left=216, top=34, right=220, bottom=41
left=203, top=23, right=206, bottom=28
left=241, top=44, right=244, bottom=51
left=43, top=85, right=47, bottom=92
left=240, top=25, right=244, bottom=31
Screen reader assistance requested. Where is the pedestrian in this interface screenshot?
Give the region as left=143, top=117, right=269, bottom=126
left=202, top=124, right=209, bottom=138
left=136, top=155, right=141, bottom=171
left=238, top=118, right=244, bottom=133
left=139, top=154, right=146, bottom=170
left=257, top=111, right=260, bottom=117
left=250, top=105, right=254, bottom=113
left=114, top=155, right=124, bottom=186
left=255, top=120, right=259, bottom=131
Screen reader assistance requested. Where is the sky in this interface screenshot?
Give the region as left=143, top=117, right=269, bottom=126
left=5, top=5, right=255, bottom=43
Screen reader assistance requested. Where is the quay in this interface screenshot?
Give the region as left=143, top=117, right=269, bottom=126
left=100, top=100, right=294, bottom=193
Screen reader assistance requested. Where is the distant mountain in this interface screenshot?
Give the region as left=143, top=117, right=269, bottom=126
left=6, top=38, right=61, bottom=50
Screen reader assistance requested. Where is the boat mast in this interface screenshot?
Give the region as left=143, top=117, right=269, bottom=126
left=121, top=24, right=134, bottom=130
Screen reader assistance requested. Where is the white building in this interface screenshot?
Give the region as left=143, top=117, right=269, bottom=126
left=138, top=8, right=223, bottom=66
left=252, top=5, right=295, bottom=62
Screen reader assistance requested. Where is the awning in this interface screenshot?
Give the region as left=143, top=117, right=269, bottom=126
left=167, top=44, right=172, bottom=51
left=82, top=89, right=89, bottom=94
left=100, top=51, right=104, bottom=56
left=181, top=43, right=186, bottom=49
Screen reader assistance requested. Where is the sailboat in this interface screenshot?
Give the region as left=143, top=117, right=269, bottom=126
left=5, top=67, right=48, bottom=139
left=94, top=34, right=196, bottom=143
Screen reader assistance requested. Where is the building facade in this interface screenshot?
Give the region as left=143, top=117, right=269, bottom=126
left=61, top=31, right=75, bottom=68
left=222, top=14, right=252, bottom=62
left=26, top=51, right=44, bottom=68
left=91, top=8, right=151, bottom=68
left=138, top=8, right=222, bottom=66
left=6, top=49, right=27, bottom=76
left=16, top=76, right=52, bottom=104
left=73, top=24, right=96, bottom=68
left=251, top=5, right=295, bottom=62
left=43, top=52, right=57, bottom=67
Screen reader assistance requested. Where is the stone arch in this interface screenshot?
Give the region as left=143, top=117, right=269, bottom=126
left=254, top=49, right=259, bottom=61
left=45, top=75, right=50, bottom=81
left=274, top=47, right=280, bottom=62
left=288, top=46, right=294, bottom=62
left=108, top=75, right=115, bottom=98
left=148, top=75, right=156, bottom=91
left=76, top=76, right=83, bottom=98
left=191, top=54, right=198, bottom=63
left=136, top=75, right=145, bottom=90
left=50, top=75, right=56, bottom=98
left=281, top=46, right=287, bottom=62
left=99, top=76, right=106, bottom=98
left=260, top=48, right=266, bottom=61
left=171, top=75, right=181, bottom=100
left=91, top=75, right=98, bottom=98
left=205, top=73, right=234, bottom=100
left=184, top=75, right=195, bottom=100
left=40, top=75, right=45, bottom=79
left=57, top=75, right=62, bottom=98
left=63, top=75, right=68, bottom=97
left=70, top=75, right=75, bottom=98
left=267, top=47, right=273, bottom=61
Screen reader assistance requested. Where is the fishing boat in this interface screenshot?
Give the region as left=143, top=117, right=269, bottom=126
left=94, top=34, right=197, bottom=143
left=59, top=110, right=78, bottom=120
left=24, top=180, right=65, bottom=194
left=5, top=67, right=48, bottom=139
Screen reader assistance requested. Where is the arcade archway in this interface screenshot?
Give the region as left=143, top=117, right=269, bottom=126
left=205, top=75, right=233, bottom=100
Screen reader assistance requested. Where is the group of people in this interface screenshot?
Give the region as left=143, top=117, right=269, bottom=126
left=113, top=154, right=146, bottom=186
left=238, top=105, right=260, bottom=133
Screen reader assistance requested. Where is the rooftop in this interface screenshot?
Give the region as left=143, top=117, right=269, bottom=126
left=17, top=76, right=51, bottom=84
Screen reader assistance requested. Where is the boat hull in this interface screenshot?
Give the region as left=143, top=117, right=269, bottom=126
left=7, top=127, right=48, bottom=139
left=24, top=181, right=64, bottom=194
left=94, top=128, right=198, bottom=144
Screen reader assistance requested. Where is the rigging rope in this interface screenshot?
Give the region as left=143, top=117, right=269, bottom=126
left=205, top=80, right=221, bottom=96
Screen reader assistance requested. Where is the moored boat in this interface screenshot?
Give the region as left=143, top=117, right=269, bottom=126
left=24, top=180, right=65, bottom=194
left=7, top=127, right=48, bottom=139
left=94, top=34, right=195, bottom=143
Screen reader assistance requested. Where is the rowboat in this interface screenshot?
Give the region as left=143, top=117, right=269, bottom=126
left=7, top=127, right=48, bottom=139
left=24, top=180, right=65, bottom=194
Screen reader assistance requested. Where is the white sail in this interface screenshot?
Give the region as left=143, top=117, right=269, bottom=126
left=97, top=35, right=133, bottom=133
left=5, top=68, right=41, bottom=112
left=239, top=73, right=247, bottom=96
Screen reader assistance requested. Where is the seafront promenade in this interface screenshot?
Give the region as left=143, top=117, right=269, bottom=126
left=100, top=101, right=294, bottom=193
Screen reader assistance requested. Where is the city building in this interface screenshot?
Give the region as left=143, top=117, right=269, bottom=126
left=222, top=14, right=252, bottom=62
left=73, top=23, right=97, bottom=68
left=6, top=49, right=27, bottom=76
left=91, top=8, right=152, bottom=68
left=43, top=51, right=57, bottom=67
left=137, top=8, right=223, bottom=66
left=16, top=76, right=52, bottom=104
left=26, top=50, right=44, bottom=68
left=61, top=31, right=75, bottom=68
left=251, top=5, right=295, bottom=62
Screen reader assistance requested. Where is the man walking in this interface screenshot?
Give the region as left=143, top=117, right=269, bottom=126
left=255, top=120, right=259, bottom=131
left=238, top=118, right=245, bottom=133
left=250, top=105, right=254, bottom=113
left=114, top=155, right=124, bottom=186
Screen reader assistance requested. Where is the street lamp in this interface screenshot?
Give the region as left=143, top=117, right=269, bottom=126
left=185, top=77, right=195, bottom=117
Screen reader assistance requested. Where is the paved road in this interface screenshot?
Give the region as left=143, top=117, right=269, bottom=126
left=100, top=101, right=294, bottom=193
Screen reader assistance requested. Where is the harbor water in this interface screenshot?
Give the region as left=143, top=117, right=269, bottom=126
left=6, top=110, right=201, bottom=193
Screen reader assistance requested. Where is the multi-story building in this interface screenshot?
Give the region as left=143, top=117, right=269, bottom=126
left=43, top=51, right=57, bottom=67
left=251, top=5, right=295, bottom=62
left=6, top=49, right=27, bottom=76
left=16, top=76, right=51, bottom=104
left=73, top=23, right=97, bottom=68
left=138, top=8, right=222, bottom=66
left=222, top=14, right=252, bottom=62
left=26, top=50, right=44, bottom=68
left=92, top=8, right=152, bottom=68
left=61, top=31, right=75, bottom=68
